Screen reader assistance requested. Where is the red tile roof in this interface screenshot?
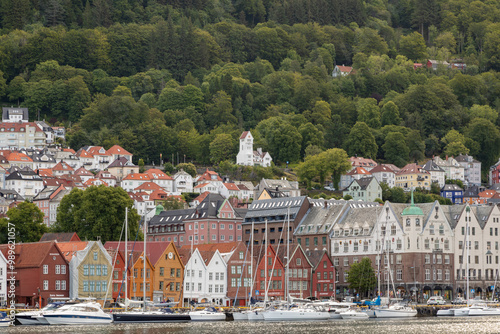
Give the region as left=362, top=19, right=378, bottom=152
left=144, top=168, right=173, bottom=180
left=192, top=242, right=241, bottom=254
left=223, top=183, right=240, bottom=191
left=56, top=241, right=89, bottom=261
left=83, top=178, right=109, bottom=187
left=63, top=148, right=76, bottom=154
left=37, top=169, right=54, bottom=177
left=74, top=167, right=93, bottom=176
left=0, top=241, right=60, bottom=268
left=193, top=191, right=210, bottom=203
left=0, top=122, right=43, bottom=132
left=239, top=131, right=250, bottom=139
left=123, top=173, right=150, bottom=181
left=76, top=149, right=93, bottom=158
left=52, top=161, right=74, bottom=172
left=336, top=65, right=353, bottom=73
left=135, top=182, right=163, bottom=191
left=346, top=167, right=371, bottom=176
left=87, top=146, right=110, bottom=156
left=194, top=183, right=210, bottom=189
left=7, top=152, right=33, bottom=162
left=106, top=145, right=132, bottom=156
left=479, top=190, right=496, bottom=198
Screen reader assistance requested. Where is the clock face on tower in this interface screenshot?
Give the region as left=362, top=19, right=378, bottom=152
left=168, top=252, right=173, bottom=259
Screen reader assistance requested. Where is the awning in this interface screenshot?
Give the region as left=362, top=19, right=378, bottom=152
left=433, top=286, right=443, bottom=290
left=476, top=287, right=483, bottom=293
left=423, top=286, right=432, bottom=290
left=445, top=286, right=453, bottom=291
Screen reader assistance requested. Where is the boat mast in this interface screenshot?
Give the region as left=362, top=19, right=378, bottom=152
left=264, top=218, right=268, bottom=304
left=125, top=207, right=128, bottom=304
left=143, top=218, right=147, bottom=312
left=286, top=206, right=290, bottom=306
left=466, top=205, right=470, bottom=307
left=250, top=219, right=254, bottom=308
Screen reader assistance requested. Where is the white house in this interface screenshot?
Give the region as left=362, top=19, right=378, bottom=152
left=236, top=131, right=272, bottom=167
left=173, top=169, right=193, bottom=194
left=455, top=154, right=481, bottom=187
left=422, top=160, right=446, bottom=188
left=369, top=164, right=396, bottom=188
left=332, top=65, right=353, bottom=78
left=145, top=169, right=174, bottom=193
left=121, top=173, right=151, bottom=192
left=0, top=251, right=7, bottom=306
left=433, top=156, right=465, bottom=183
left=5, top=168, right=44, bottom=200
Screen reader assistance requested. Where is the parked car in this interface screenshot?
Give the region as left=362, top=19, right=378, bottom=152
left=451, top=297, right=466, bottom=305
left=427, top=296, right=446, bottom=305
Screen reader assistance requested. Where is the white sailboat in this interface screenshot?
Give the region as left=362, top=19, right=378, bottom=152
left=339, top=307, right=370, bottom=319
left=374, top=203, right=416, bottom=318
left=263, top=208, right=329, bottom=321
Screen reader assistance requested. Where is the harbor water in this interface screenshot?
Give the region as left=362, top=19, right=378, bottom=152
left=2, top=317, right=500, bottom=334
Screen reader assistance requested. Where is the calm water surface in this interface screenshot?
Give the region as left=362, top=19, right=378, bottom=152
left=2, top=317, right=500, bottom=334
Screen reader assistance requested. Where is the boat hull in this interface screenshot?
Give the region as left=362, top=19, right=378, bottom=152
left=188, top=312, right=226, bottom=321
left=16, top=314, right=43, bottom=325
left=436, top=309, right=454, bottom=316
left=374, top=309, right=417, bottom=318
left=453, top=308, right=470, bottom=316
left=339, top=311, right=369, bottom=319
left=43, top=314, right=113, bottom=325
left=468, top=308, right=500, bottom=316
left=247, top=311, right=264, bottom=321
left=0, top=319, right=11, bottom=327
left=232, top=312, right=248, bottom=321
left=112, top=312, right=190, bottom=323
left=263, top=310, right=330, bottom=321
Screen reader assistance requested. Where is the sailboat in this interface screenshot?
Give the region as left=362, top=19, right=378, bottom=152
left=374, top=202, right=416, bottom=318
left=262, top=208, right=330, bottom=321
left=112, top=208, right=190, bottom=323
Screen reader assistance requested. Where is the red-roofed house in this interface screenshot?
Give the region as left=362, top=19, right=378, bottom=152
left=332, top=65, right=353, bottom=77
left=172, top=169, right=193, bottom=194
left=144, top=168, right=173, bottom=192
left=95, top=170, right=117, bottom=187
left=74, top=167, right=94, bottom=183
left=135, top=182, right=164, bottom=194
left=106, top=145, right=133, bottom=162
left=340, top=167, right=371, bottom=190
left=76, top=149, right=94, bottom=168
left=122, top=173, right=151, bottom=192
left=7, top=151, right=33, bottom=169
left=0, top=242, right=69, bottom=307
left=193, top=182, right=220, bottom=194
left=220, top=182, right=241, bottom=199
left=369, top=164, right=396, bottom=188
left=52, top=161, right=74, bottom=177
left=195, top=169, right=223, bottom=185
left=86, top=146, right=112, bottom=170
left=36, top=168, right=54, bottom=177
left=83, top=178, right=109, bottom=187
left=107, top=157, right=139, bottom=182
left=349, top=156, right=377, bottom=171
left=395, top=163, right=431, bottom=191
left=479, top=190, right=496, bottom=204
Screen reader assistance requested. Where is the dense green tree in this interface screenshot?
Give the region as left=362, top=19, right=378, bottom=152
left=466, top=118, right=500, bottom=170
left=209, top=133, right=236, bottom=164
left=382, top=132, right=409, bottom=167
left=357, top=98, right=381, bottom=129
left=0, top=201, right=47, bottom=244
left=344, top=122, right=378, bottom=160
left=380, top=101, right=402, bottom=126
left=52, top=186, right=140, bottom=243
left=175, top=163, right=197, bottom=177
left=399, top=32, right=428, bottom=61
left=347, top=257, right=377, bottom=298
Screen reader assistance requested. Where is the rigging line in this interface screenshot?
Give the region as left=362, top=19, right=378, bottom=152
left=103, top=213, right=126, bottom=306
left=265, top=216, right=287, bottom=298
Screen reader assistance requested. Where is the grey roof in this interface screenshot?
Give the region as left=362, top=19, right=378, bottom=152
left=0, top=189, right=23, bottom=201
left=2, top=107, right=28, bottom=121
left=6, top=169, right=43, bottom=181
left=356, top=177, right=376, bottom=190
left=472, top=206, right=493, bottom=229
left=108, top=156, right=135, bottom=168
left=441, top=184, right=463, bottom=191
left=422, top=160, right=445, bottom=172
left=463, top=186, right=481, bottom=198
left=304, top=249, right=330, bottom=270
left=33, top=186, right=59, bottom=200
left=261, top=179, right=298, bottom=190
left=491, top=184, right=500, bottom=191
left=149, top=208, right=196, bottom=226
left=455, top=154, right=480, bottom=164
left=244, top=196, right=308, bottom=220
left=295, top=200, right=349, bottom=236
left=441, top=204, right=465, bottom=229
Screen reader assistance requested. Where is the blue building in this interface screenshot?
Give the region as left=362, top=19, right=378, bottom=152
left=440, top=184, right=464, bottom=204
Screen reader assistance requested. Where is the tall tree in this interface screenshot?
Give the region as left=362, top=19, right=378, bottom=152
left=347, top=257, right=377, bottom=298
left=344, top=121, right=378, bottom=160
left=0, top=201, right=47, bottom=244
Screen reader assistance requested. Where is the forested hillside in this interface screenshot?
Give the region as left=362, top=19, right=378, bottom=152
left=1, top=0, right=500, bottom=181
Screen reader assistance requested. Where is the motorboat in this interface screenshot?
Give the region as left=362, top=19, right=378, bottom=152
left=311, top=301, right=355, bottom=319
left=436, top=308, right=455, bottom=316
left=467, top=304, right=500, bottom=316
left=262, top=305, right=330, bottom=321
left=188, top=307, right=226, bottom=321
left=112, top=308, right=191, bottom=323
left=339, top=308, right=370, bottom=319
left=374, top=304, right=417, bottom=318
left=0, top=312, right=11, bottom=327
left=453, top=307, right=470, bottom=316
left=43, top=302, right=112, bottom=325
left=16, top=302, right=67, bottom=325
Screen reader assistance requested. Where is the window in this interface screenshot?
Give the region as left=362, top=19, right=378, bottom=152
left=415, top=218, right=420, bottom=226
left=344, top=258, right=349, bottom=266
left=93, top=252, right=98, bottom=260
left=425, top=269, right=430, bottom=281
left=424, top=239, right=430, bottom=250
left=83, top=265, right=89, bottom=276
left=89, top=265, right=95, bottom=276
left=43, top=265, right=48, bottom=274
left=425, top=254, right=430, bottom=264
left=396, top=269, right=402, bottom=280
left=55, top=265, right=60, bottom=274
left=61, top=265, right=66, bottom=275
left=396, top=255, right=402, bottom=264
left=62, top=280, right=66, bottom=290
left=209, top=273, right=213, bottom=280
left=445, top=269, right=450, bottom=281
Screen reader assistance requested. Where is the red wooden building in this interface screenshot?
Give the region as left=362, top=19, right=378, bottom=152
left=0, top=241, right=69, bottom=307
left=254, top=245, right=285, bottom=301
left=308, top=250, right=336, bottom=300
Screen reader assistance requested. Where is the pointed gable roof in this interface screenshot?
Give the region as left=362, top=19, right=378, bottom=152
left=123, top=173, right=150, bottom=181
left=0, top=241, right=61, bottom=268
left=56, top=241, right=90, bottom=262
left=369, top=164, right=395, bottom=174
left=39, top=232, right=81, bottom=242
left=240, top=131, right=251, bottom=139
left=52, top=161, right=74, bottom=172
left=134, top=181, right=163, bottom=192
left=346, top=167, right=371, bottom=176
left=144, top=168, right=173, bottom=180
left=108, top=157, right=136, bottom=168
left=106, top=145, right=131, bottom=156
left=104, top=241, right=171, bottom=266
left=74, top=166, right=93, bottom=176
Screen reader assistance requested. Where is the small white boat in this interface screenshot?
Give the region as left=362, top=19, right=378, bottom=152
left=467, top=304, right=500, bottom=316
left=189, top=307, right=226, bottom=321
left=374, top=304, right=417, bottom=318
left=0, top=312, right=11, bottom=327
left=16, top=302, right=67, bottom=325
left=43, top=302, right=112, bottom=325
left=453, top=307, right=470, bottom=316
left=339, top=308, right=370, bottom=319
left=263, top=305, right=330, bottom=321
left=436, top=308, right=455, bottom=316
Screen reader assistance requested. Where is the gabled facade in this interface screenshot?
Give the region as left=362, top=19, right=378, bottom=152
left=308, top=250, right=335, bottom=300
left=343, top=177, right=382, bottom=202
left=369, top=164, right=396, bottom=188
left=107, top=157, right=139, bottom=182
left=455, top=154, right=481, bottom=187
left=441, top=184, right=464, bottom=204
left=287, top=245, right=313, bottom=299
left=144, top=168, right=174, bottom=193
left=395, top=163, right=431, bottom=191
left=340, top=167, right=371, bottom=190
left=5, top=168, right=44, bottom=199
left=332, top=65, right=353, bottom=77
left=236, top=131, right=272, bottom=167
left=172, top=169, right=193, bottom=194
left=254, top=245, right=285, bottom=301
left=0, top=242, right=69, bottom=307
left=422, top=160, right=446, bottom=188
left=433, top=156, right=465, bottom=183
